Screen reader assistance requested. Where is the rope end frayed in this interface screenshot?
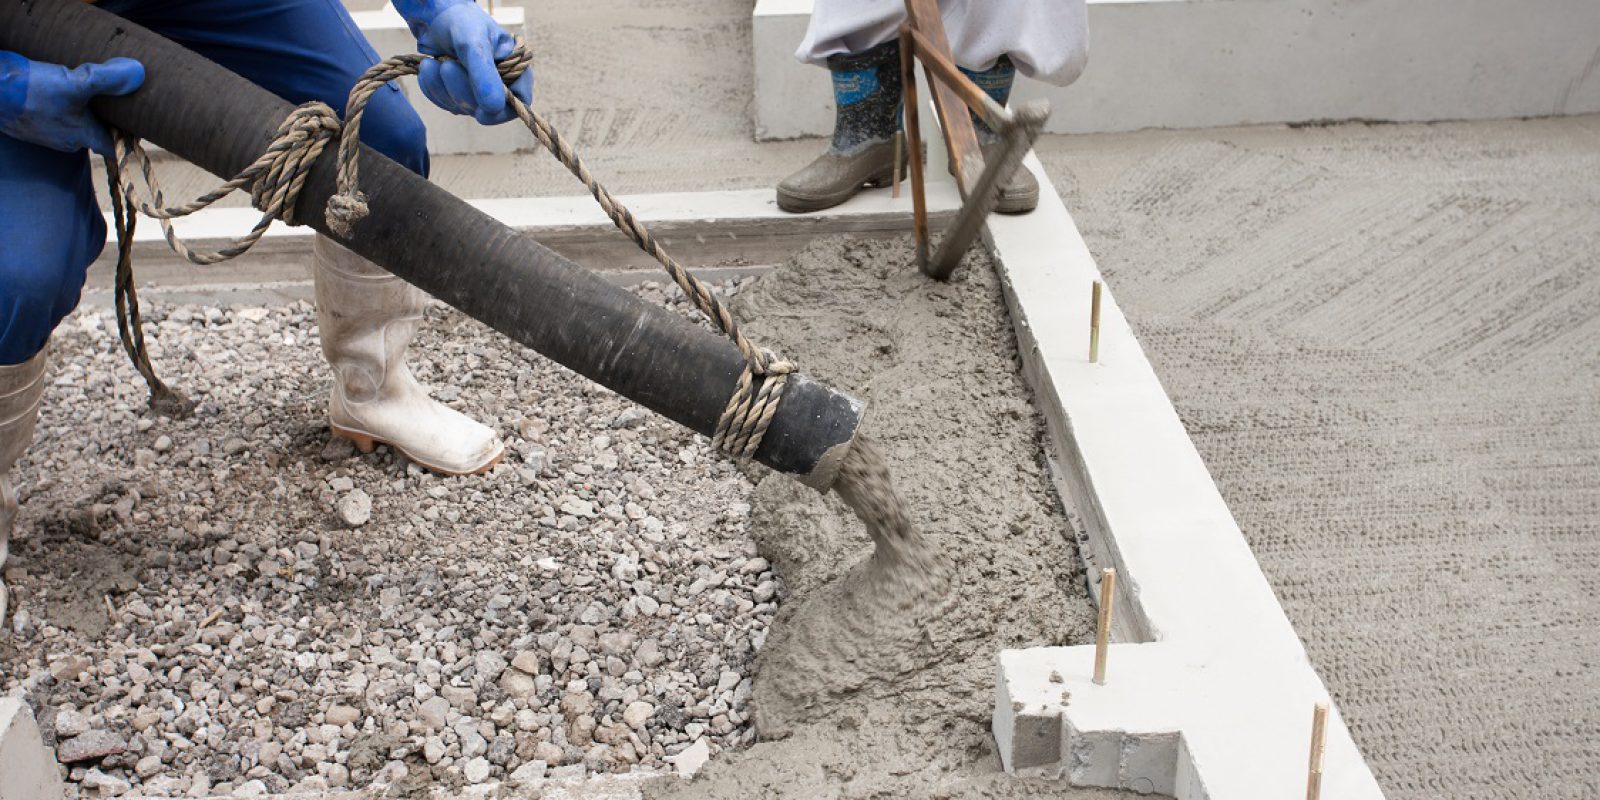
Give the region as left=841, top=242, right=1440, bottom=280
left=147, top=382, right=197, bottom=420
left=325, top=191, right=370, bottom=238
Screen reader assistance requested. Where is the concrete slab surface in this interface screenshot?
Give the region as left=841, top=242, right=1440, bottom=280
left=1040, top=113, right=1600, bottom=799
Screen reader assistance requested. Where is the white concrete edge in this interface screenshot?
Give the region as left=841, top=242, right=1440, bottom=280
left=982, top=155, right=1386, bottom=798
left=0, top=699, right=66, bottom=800
left=105, top=184, right=964, bottom=246
left=752, top=0, right=1600, bottom=138
left=78, top=174, right=1379, bottom=796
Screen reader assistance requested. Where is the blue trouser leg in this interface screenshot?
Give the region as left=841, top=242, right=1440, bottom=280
left=0, top=136, right=104, bottom=365
left=0, top=0, right=430, bottom=365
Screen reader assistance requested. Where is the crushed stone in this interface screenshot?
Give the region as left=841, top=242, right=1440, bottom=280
left=1, top=279, right=771, bottom=796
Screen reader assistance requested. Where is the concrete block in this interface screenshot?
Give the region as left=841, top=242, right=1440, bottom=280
left=991, top=700, right=1062, bottom=775
left=753, top=0, right=1600, bottom=138
left=1119, top=730, right=1181, bottom=797
left=352, top=4, right=531, bottom=155
left=0, top=699, right=65, bottom=800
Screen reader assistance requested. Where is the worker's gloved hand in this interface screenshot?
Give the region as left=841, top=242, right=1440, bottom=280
left=395, top=0, right=534, bottom=125
left=0, top=52, right=145, bottom=157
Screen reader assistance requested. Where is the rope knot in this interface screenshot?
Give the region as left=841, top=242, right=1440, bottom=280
left=324, top=190, right=370, bottom=238
left=253, top=102, right=341, bottom=225
left=757, top=352, right=796, bottom=378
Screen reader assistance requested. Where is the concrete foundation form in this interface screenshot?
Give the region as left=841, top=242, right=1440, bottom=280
left=64, top=167, right=1377, bottom=796
left=752, top=0, right=1600, bottom=138
left=984, top=157, right=1384, bottom=798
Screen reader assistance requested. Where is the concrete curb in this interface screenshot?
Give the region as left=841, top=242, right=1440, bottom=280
left=984, top=156, right=1386, bottom=798
left=89, top=187, right=961, bottom=296
left=0, top=699, right=65, bottom=800
left=752, top=0, right=1600, bottom=138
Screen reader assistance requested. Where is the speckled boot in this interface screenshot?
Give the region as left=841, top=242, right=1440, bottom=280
left=0, top=347, right=46, bottom=622
left=777, top=40, right=906, bottom=213
left=960, top=57, right=1039, bottom=214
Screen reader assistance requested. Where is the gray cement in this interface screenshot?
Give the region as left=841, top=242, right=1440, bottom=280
left=1035, top=115, right=1600, bottom=800
left=650, top=236, right=1116, bottom=799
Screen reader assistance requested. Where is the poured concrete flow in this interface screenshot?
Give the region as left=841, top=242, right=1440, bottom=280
left=1037, top=114, right=1600, bottom=799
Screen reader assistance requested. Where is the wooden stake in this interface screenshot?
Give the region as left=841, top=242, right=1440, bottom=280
left=892, top=130, right=904, bottom=199
left=903, top=0, right=981, bottom=192
left=1307, top=702, right=1329, bottom=800
left=1089, top=280, right=1103, bottom=363
left=899, top=26, right=930, bottom=269
left=1093, top=567, right=1115, bottom=684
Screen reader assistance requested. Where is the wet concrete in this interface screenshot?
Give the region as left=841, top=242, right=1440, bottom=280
left=1040, top=115, right=1600, bottom=800
left=650, top=235, right=1113, bottom=799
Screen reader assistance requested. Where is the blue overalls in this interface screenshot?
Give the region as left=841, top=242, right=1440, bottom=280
left=0, top=0, right=429, bottom=364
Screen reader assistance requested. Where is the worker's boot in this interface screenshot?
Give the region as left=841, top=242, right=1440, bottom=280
left=313, top=235, right=504, bottom=476
left=777, top=39, right=906, bottom=213
left=0, top=348, right=47, bottom=622
left=960, top=57, right=1038, bottom=214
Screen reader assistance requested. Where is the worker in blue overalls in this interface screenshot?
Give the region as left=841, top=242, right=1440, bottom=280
left=0, top=0, right=535, bottom=618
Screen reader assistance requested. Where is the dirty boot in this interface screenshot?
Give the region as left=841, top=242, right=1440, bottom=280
left=313, top=235, right=504, bottom=476
left=0, top=348, right=47, bottom=622
left=777, top=39, right=905, bottom=213
left=960, top=56, right=1038, bottom=214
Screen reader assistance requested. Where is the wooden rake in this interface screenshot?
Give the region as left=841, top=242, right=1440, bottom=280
left=896, top=0, right=1051, bottom=280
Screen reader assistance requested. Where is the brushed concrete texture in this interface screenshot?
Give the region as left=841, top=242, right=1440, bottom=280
left=1035, top=114, right=1600, bottom=800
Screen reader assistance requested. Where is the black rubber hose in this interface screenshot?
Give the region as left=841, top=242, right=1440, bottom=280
left=0, top=0, right=862, bottom=488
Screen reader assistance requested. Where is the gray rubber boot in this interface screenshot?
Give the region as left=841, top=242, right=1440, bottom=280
left=0, top=348, right=47, bottom=623
left=777, top=40, right=906, bottom=213
left=960, top=57, right=1039, bottom=214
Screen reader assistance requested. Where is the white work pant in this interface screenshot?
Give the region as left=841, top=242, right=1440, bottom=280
left=797, top=0, right=1089, bottom=87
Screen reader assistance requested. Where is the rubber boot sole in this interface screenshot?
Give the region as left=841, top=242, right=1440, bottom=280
left=333, top=424, right=505, bottom=477
left=994, top=181, right=1040, bottom=214
left=776, top=167, right=899, bottom=214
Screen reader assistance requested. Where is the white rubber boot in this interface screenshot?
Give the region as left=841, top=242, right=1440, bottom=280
left=313, top=235, right=504, bottom=476
left=0, top=348, right=47, bottom=623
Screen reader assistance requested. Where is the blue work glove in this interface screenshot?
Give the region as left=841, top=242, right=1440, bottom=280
left=0, top=51, right=145, bottom=157
left=394, top=0, right=534, bottom=125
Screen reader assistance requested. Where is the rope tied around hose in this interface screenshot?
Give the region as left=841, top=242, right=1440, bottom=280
left=106, top=39, right=793, bottom=461
left=104, top=103, right=344, bottom=417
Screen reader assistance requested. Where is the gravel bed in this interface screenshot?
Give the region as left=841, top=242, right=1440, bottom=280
left=0, top=279, right=772, bottom=797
